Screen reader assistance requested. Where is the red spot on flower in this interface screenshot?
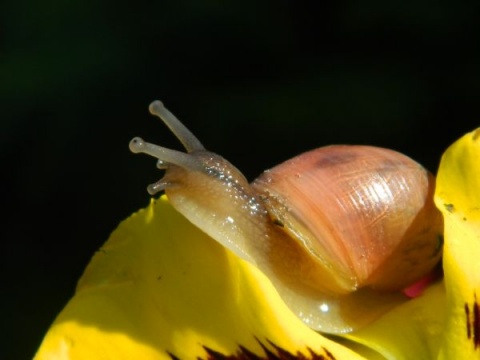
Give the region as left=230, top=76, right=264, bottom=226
left=403, top=266, right=442, bottom=298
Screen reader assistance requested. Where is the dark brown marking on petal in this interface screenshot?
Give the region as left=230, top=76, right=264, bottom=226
left=265, top=340, right=308, bottom=359
left=465, top=293, right=480, bottom=350
left=168, top=352, right=181, bottom=360
left=168, top=338, right=334, bottom=359
left=258, top=341, right=285, bottom=359
left=474, top=294, right=480, bottom=349
left=322, top=347, right=336, bottom=360
left=466, top=303, right=472, bottom=340
left=239, top=345, right=264, bottom=360
left=202, top=346, right=231, bottom=359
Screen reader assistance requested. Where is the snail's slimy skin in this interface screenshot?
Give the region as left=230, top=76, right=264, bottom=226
left=130, top=100, right=443, bottom=334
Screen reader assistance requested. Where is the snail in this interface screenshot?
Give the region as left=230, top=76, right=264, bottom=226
left=129, top=100, right=443, bottom=334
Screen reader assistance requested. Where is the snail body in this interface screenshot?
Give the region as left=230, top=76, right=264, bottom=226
left=130, top=101, right=443, bottom=334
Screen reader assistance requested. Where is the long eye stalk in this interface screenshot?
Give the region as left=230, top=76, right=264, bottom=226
left=129, top=137, right=203, bottom=172
left=129, top=101, right=208, bottom=195
left=148, top=100, right=205, bottom=153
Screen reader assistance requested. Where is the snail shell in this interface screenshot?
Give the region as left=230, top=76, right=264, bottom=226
left=252, top=145, right=442, bottom=295
left=129, top=101, right=443, bottom=334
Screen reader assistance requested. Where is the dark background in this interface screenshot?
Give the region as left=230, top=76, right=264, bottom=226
left=2, top=1, right=479, bottom=358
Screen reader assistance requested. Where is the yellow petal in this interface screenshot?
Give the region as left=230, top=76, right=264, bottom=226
left=35, top=196, right=365, bottom=359
left=434, top=128, right=480, bottom=358
left=342, top=281, right=446, bottom=360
